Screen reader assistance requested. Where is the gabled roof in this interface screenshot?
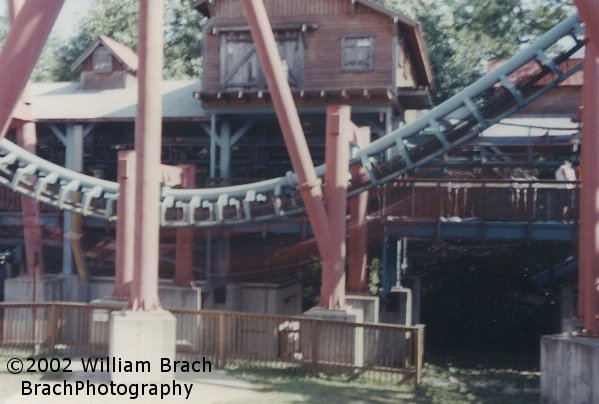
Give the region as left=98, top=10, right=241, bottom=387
left=71, top=35, right=139, bottom=73
left=191, top=0, right=433, bottom=87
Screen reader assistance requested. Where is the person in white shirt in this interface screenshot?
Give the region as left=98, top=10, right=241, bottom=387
left=555, top=160, right=577, bottom=221
left=555, top=160, right=576, bottom=182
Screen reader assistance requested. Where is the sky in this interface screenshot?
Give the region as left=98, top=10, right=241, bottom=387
left=0, top=0, right=92, bottom=39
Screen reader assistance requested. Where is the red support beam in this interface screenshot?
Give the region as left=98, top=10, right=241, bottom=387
left=320, top=105, right=351, bottom=308
left=130, top=0, right=164, bottom=311
left=175, top=165, right=196, bottom=284
left=0, top=0, right=63, bottom=139
left=574, top=1, right=599, bottom=335
left=114, top=151, right=136, bottom=299
left=9, top=0, right=45, bottom=278
left=347, top=126, right=371, bottom=293
left=241, top=0, right=331, bottom=249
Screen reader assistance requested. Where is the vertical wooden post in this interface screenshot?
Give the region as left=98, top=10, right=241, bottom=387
left=217, top=312, right=226, bottom=368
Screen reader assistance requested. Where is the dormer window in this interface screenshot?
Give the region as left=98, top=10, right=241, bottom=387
left=341, top=36, right=373, bottom=72
left=92, top=46, right=113, bottom=73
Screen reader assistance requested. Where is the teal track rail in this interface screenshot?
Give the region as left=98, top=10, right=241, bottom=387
left=0, top=13, right=584, bottom=228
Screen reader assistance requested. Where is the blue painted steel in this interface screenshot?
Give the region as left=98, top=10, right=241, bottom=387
left=0, top=13, right=584, bottom=229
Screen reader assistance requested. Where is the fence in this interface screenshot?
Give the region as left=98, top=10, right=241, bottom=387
left=382, top=179, right=579, bottom=222
left=0, top=302, right=424, bottom=384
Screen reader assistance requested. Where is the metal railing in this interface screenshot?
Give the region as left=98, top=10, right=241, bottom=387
left=0, top=302, right=424, bottom=384
left=0, top=13, right=584, bottom=228
left=380, top=179, right=579, bottom=222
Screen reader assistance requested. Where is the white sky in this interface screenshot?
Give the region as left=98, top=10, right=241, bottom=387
left=1, top=0, right=93, bottom=39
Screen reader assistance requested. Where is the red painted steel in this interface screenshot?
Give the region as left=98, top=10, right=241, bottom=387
left=241, top=0, right=346, bottom=308
left=0, top=0, right=63, bottom=139
left=320, top=105, right=351, bottom=308
left=114, top=151, right=136, bottom=299
left=9, top=0, right=45, bottom=278
left=574, top=1, right=599, bottom=335
left=348, top=126, right=371, bottom=293
left=175, top=165, right=196, bottom=284
left=130, top=0, right=164, bottom=310
left=15, top=121, right=45, bottom=277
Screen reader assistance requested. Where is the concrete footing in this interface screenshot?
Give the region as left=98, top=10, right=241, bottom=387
left=541, top=333, right=599, bottom=403
left=109, top=310, right=176, bottom=383
left=303, top=296, right=380, bottom=367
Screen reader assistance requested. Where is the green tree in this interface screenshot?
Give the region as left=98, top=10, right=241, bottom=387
left=375, top=0, right=573, bottom=102
left=47, top=0, right=205, bottom=81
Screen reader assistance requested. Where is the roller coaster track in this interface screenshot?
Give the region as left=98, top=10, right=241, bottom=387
left=0, top=13, right=585, bottom=229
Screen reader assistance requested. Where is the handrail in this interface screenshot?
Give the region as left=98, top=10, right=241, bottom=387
left=0, top=13, right=584, bottom=228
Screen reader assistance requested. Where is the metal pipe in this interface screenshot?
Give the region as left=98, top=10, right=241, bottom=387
left=130, top=0, right=164, bottom=311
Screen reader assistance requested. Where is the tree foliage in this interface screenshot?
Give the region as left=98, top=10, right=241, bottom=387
left=0, top=0, right=575, bottom=99
left=375, top=0, right=573, bottom=102
left=45, top=0, right=205, bottom=81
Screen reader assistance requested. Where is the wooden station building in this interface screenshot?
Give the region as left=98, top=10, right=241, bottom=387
left=1, top=0, right=434, bottom=304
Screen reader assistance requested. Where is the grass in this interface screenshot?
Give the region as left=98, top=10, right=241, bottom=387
left=227, top=362, right=539, bottom=403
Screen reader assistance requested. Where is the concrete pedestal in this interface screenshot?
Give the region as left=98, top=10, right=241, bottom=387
left=541, top=333, right=599, bottom=403
left=87, top=277, right=203, bottom=311
left=109, top=310, right=176, bottom=383
left=346, top=294, right=379, bottom=323
left=380, top=287, right=412, bottom=325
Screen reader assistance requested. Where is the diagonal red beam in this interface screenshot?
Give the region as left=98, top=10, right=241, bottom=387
left=0, top=0, right=64, bottom=139
left=241, top=2, right=332, bottom=257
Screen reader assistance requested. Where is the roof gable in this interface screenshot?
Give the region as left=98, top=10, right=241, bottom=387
left=71, top=35, right=139, bottom=73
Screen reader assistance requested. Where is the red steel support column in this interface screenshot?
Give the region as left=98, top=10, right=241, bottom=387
left=347, top=126, right=371, bottom=293
left=320, top=105, right=351, bottom=308
left=9, top=0, right=45, bottom=278
left=574, top=1, right=599, bottom=335
left=16, top=121, right=45, bottom=277
left=130, top=0, right=164, bottom=310
left=0, top=0, right=63, bottom=138
left=175, top=165, right=196, bottom=284
left=241, top=0, right=332, bottom=264
left=114, top=151, right=136, bottom=299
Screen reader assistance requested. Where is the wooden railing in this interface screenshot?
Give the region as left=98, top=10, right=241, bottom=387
left=0, top=302, right=424, bottom=384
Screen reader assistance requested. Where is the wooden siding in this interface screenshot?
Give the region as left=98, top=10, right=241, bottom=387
left=200, top=0, right=419, bottom=97
left=79, top=55, right=131, bottom=89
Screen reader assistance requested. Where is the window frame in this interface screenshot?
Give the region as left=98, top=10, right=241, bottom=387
left=340, top=36, right=374, bottom=72
left=92, top=46, right=113, bottom=73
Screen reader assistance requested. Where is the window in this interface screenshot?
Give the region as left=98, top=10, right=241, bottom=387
left=92, top=46, right=113, bottom=73
left=219, top=30, right=304, bottom=90
left=341, top=37, right=373, bottom=72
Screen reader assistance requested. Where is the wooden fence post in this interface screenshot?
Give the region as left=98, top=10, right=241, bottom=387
left=414, top=325, right=425, bottom=385
left=217, top=313, right=226, bottom=368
